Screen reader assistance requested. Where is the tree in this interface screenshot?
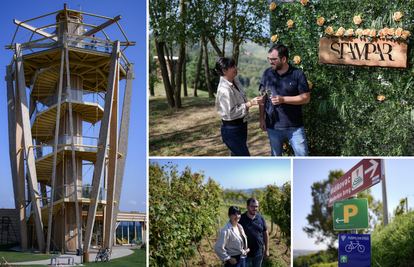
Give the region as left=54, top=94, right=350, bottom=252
left=303, top=170, right=383, bottom=250
left=149, top=34, right=160, bottom=96
left=149, top=0, right=193, bottom=108
left=393, top=197, right=412, bottom=218
left=189, top=0, right=270, bottom=66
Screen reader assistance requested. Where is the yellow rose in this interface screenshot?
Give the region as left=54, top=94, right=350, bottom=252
left=388, top=28, right=395, bottom=36
left=335, top=27, right=345, bottom=37
left=402, top=30, right=410, bottom=40
left=287, top=20, right=294, bottom=28
left=377, top=95, right=385, bottom=101
left=325, top=26, right=334, bottom=35
left=270, top=2, right=276, bottom=10
left=395, top=27, right=403, bottom=38
left=382, top=27, right=389, bottom=36
left=271, top=35, right=278, bottom=42
left=317, top=17, right=325, bottom=26
left=378, top=29, right=385, bottom=38
left=293, top=56, right=301, bottom=64
left=356, top=29, right=363, bottom=36
left=283, top=143, right=287, bottom=150
left=301, top=0, right=309, bottom=5
left=307, top=81, right=313, bottom=89
left=362, top=29, right=370, bottom=36
left=369, top=29, right=376, bottom=37
left=353, top=16, right=362, bottom=25
left=346, top=29, right=354, bottom=37
left=394, top=12, right=403, bottom=21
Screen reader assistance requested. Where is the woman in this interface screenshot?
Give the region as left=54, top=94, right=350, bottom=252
left=211, top=57, right=263, bottom=156
left=214, top=206, right=249, bottom=267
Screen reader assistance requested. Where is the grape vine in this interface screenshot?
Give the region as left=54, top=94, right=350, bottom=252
left=149, top=162, right=222, bottom=266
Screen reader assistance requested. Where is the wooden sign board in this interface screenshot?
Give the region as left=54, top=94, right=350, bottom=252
left=319, top=37, right=409, bottom=68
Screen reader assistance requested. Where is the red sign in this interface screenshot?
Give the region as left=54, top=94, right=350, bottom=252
left=328, top=159, right=382, bottom=207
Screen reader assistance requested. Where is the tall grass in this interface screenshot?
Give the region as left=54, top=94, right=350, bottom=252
left=371, top=211, right=414, bottom=266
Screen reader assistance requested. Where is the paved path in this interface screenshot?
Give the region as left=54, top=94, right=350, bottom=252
left=9, top=245, right=140, bottom=266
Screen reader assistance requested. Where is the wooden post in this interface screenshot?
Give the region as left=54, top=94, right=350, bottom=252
left=46, top=48, right=65, bottom=254
left=111, top=64, right=134, bottom=246
left=83, top=41, right=120, bottom=258
left=381, top=159, right=389, bottom=226
left=16, top=74, right=27, bottom=250
left=14, top=43, right=45, bottom=253
left=6, top=65, right=27, bottom=250
left=349, top=195, right=357, bottom=234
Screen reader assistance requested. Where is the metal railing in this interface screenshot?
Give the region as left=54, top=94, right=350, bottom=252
left=30, top=88, right=104, bottom=126
left=18, top=34, right=128, bottom=74
left=34, top=135, right=99, bottom=159
left=26, top=185, right=107, bottom=218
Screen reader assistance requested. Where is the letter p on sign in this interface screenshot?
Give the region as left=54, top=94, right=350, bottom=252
left=344, top=205, right=358, bottom=223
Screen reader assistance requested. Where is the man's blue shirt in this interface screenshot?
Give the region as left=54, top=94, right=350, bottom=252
left=260, top=64, right=310, bottom=130
left=239, top=212, right=267, bottom=258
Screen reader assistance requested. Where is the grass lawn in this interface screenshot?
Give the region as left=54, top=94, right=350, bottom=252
left=149, top=83, right=272, bottom=156
left=0, top=243, right=146, bottom=267
left=84, top=248, right=146, bottom=267
left=0, top=243, right=54, bottom=265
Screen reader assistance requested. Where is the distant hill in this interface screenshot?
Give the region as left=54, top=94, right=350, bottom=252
left=293, top=250, right=321, bottom=259
left=234, top=186, right=282, bottom=195
left=239, top=40, right=269, bottom=59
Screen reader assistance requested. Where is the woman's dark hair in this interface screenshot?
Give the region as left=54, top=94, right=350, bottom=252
left=268, top=44, right=289, bottom=60
left=211, top=57, right=236, bottom=77
left=228, top=206, right=241, bottom=216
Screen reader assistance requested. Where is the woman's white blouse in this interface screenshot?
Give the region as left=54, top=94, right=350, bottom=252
left=215, top=76, right=251, bottom=123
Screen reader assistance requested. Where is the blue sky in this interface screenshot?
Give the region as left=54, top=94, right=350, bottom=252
left=0, top=0, right=146, bottom=213
left=293, top=158, right=414, bottom=251
left=149, top=158, right=291, bottom=191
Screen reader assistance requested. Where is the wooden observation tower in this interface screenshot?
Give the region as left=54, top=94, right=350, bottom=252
left=5, top=4, right=135, bottom=259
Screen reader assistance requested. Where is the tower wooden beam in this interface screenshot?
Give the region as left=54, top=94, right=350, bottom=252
left=64, top=31, right=82, bottom=254
left=82, top=15, right=121, bottom=37
left=83, top=41, right=120, bottom=257
left=13, top=19, right=58, bottom=41
left=6, top=65, right=27, bottom=250
left=111, top=63, right=134, bottom=245
left=103, top=56, right=120, bottom=249
left=14, top=43, right=45, bottom=253
left=45, top=47, right=64, bottom=254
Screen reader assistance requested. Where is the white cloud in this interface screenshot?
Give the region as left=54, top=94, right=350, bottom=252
left=128, top=200, right=137, bottom=205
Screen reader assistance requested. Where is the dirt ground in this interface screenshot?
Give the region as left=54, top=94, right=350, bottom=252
left=149, top=93, right=273, bottom=157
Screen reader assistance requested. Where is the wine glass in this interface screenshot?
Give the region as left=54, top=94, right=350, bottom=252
left=266, top=86, right=273, bottom=97
left=259, top=85, right=266, bottom=106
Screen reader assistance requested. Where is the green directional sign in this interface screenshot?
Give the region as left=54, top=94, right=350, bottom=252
left=333, top=198, right=368, bottom=230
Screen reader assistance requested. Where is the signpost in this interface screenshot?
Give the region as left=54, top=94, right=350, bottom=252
left=338, top=233, right=371, bottom=267
left=328, top=159, right=381, bottom=207
left=333, top=199, right=368, bottom=230
left=319, top=37, right=409, bottom=69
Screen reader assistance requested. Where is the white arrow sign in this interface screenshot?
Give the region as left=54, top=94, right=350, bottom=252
left=364, top=159, right=378, bottom=178
left=336, top=218, right=345, bottom=224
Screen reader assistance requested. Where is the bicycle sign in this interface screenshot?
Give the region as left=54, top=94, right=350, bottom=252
left=339, top=233, right=371, bottom=267
left=345, top=240, right=365, bottom=253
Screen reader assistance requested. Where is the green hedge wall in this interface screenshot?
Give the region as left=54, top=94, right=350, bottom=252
left=270, top=0, right=414, bottom=155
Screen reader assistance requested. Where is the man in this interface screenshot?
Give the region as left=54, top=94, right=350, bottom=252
left=259, top=44, right=310, bottom=156
left=239, top=198, right=269, bottom=267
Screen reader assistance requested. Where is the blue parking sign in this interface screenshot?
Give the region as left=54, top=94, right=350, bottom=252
left=338, top=233, right=371, bottom=267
